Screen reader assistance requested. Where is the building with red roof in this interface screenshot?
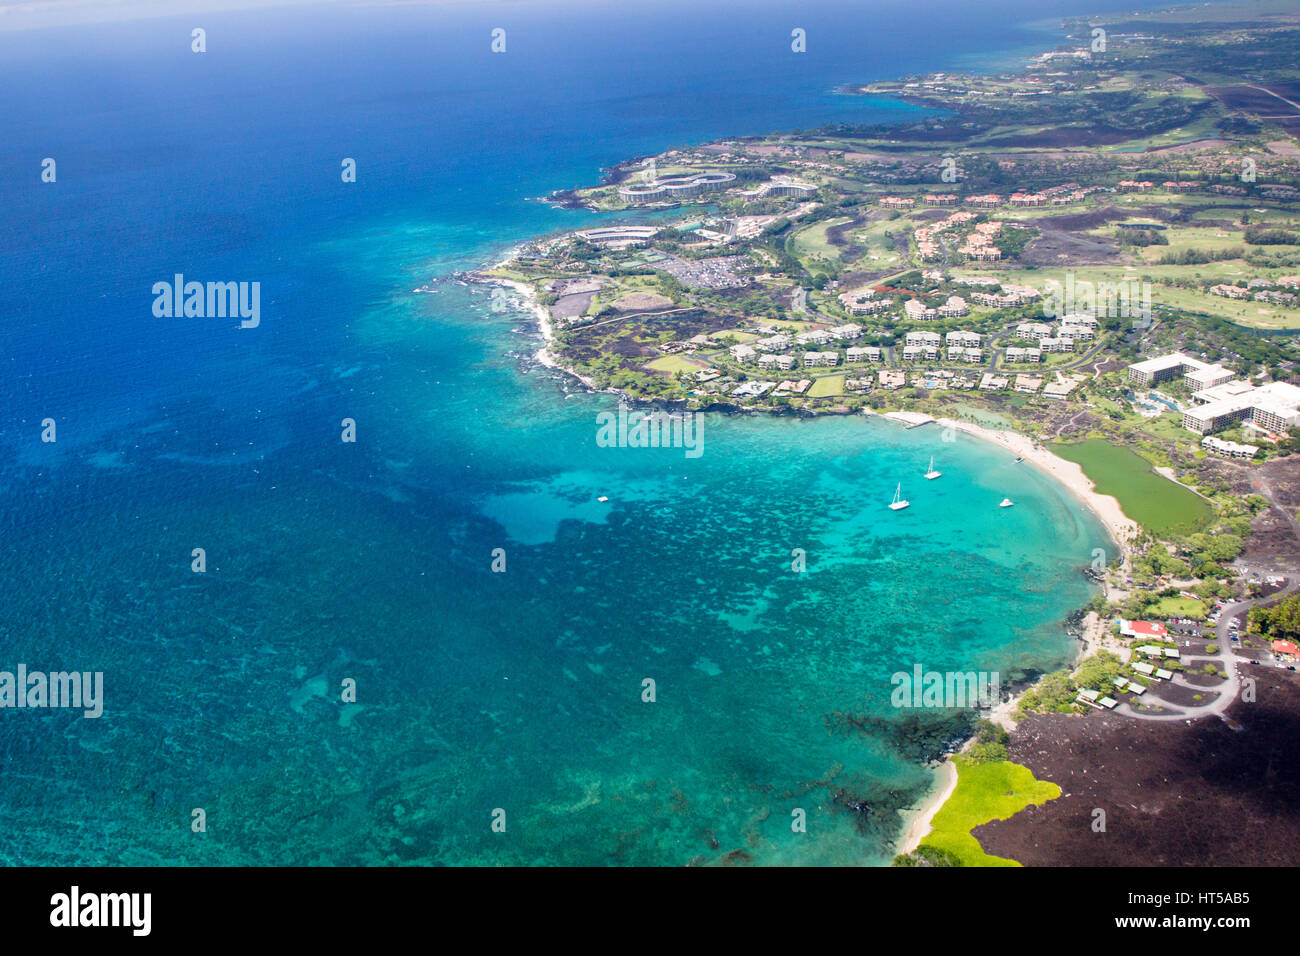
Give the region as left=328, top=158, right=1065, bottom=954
left=1120, top=619, right=1169, bottom=640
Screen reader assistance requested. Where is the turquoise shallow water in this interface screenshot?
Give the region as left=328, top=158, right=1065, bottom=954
left=0, top=0, right=1135, bottom=865
left=0, top=259, right=1108, bottom=866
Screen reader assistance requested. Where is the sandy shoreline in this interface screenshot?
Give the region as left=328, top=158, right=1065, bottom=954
left=898, top=758, right=958, bottom=856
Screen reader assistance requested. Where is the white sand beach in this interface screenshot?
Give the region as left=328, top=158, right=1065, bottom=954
left=898, top=758, right=958, bottom=856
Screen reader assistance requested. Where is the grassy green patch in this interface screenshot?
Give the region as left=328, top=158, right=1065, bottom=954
left=1051, top=439, right=1214, bottom=536
left=807, top=375, right=846, bottom=398
left=789, top=217, right=851, bottom=270
left=1150, top=596, right=1207, bottom=620
left=919, top=758, right=1061, bottom=867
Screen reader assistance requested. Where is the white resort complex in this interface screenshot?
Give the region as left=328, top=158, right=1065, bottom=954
left=1126, top=352, right=1300, bottom=438
left=617, top=171, right=737, bottom=204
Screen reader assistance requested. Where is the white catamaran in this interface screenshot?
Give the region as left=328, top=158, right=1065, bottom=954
left=924, top=456, right=941, bottom=480
left=890, top=483, right=910, bottom=511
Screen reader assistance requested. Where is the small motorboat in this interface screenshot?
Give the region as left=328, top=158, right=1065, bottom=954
left=999, top=498, right=1015, bottom=508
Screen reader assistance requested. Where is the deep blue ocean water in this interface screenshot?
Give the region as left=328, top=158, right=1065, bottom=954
left=0, top=0, right=1157, bottom=865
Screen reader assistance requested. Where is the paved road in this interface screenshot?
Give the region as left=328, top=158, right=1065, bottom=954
left=1247, top=85, right=1300, bottom=112
left=792, top=287, right=809, bottom=314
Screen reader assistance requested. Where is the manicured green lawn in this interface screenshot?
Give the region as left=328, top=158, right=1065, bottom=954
left=1150, top=596, right=1207, bottom=620
left=807, top=375, right=845, bottom=398
left=789, top=217, right=850, bottom=267
left=920, top=758, right=1061, bottom=867
left=1051, top=439, right=1214, bottom=536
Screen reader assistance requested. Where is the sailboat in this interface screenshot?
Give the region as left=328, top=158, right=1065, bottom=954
left=999, top=498, right=1015, bottom=508
left=924, top=456, right=941, bottom=480
left=889, top=483, right=910, bottom=511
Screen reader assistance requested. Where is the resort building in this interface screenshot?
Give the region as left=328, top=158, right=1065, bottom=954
left=803, top=351, right=840, bottom=367
left=1253, top=383, right=1300, bottom=434
left=736, top=175, right=817, bottom=200
left=946, top=346, right=983, bottom=363
left=1181, top=380, right=1300, bottom=435
left=732, top=381, right=776, bottom=399
left=879, top=370, right=907, bottom=389
left=753, top=334, right=791, bottom=353
left=945, top=330, right=982, bottom=348
left=1042, top=378, right=1080, bottom=399
left=1127, top=352, right=1209, bottom=388
left=618, top=171, right=737, bottom=204
left=903, top=299, right=938, bottom=321
left=1209, top=284, right=1250, bottom=300
left=938, top=295, right=969, bottom=318
left=846, top=346, right=882, bottom=363
left=828, top=324, right=864, bottom=341
left=1201, top=436, right=1259, bottom=459
left=902, top=345, right=940, bottom=362
left=838, top=292, right=890, bottom=316
left=1005, top=347, right=1042, bottom=363
left=576, top=225, right=661, bottom=249
left=961, top=243, right=1002, bottom=261
left=1004, top=284, right=1041, bottom=303
left=796, top=329, right=832, bottom=346
left=1185, top=363, right=1235, bottom=392
left=1015, top=322, right=1053, bottom=341
left=905, top=331, right=942, bottom=348
left=730, top=344, right=757, bottom=363
left=773, top=379, right=812, bottom=396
